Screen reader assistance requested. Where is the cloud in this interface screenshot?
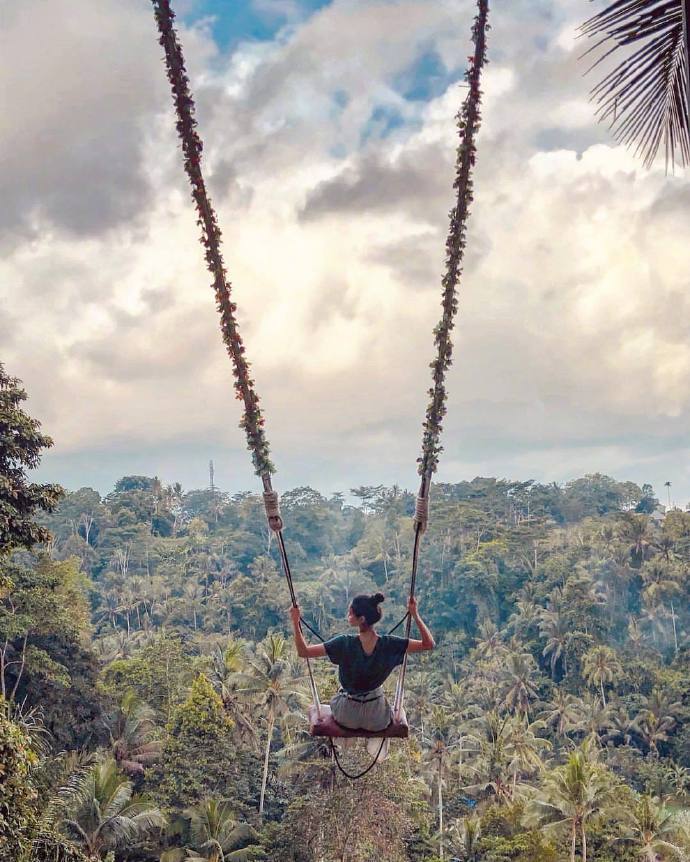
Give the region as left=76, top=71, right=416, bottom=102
left=2, top=0, right=690, bottom=502
left=299, top=144, right=450, bottom=219
left=0, top=0, right=165, bottom=244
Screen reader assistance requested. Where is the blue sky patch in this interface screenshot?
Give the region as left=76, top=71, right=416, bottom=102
left=394, top=48, right=458, bottom=102
left=179, top=0, right=332, bottom=51
left=360, top=104, right=408, bottom=145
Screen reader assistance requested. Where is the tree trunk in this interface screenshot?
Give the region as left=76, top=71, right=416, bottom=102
left=570, top=822, right=577, bottom=862
left=670, top=601, right=678, bottom=653
left=0, top=642, right=7, bottom=700
left=259, top=712, right=275, bottom=819
left=9, top=633, right=29, bottom=701
left=438, top=759, right=444, bottom=861
left=600, top=679, right=606, bottom=707
left=581, top=821, right=587, bottom=862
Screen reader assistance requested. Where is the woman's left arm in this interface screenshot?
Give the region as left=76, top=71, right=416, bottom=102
left=289, top=605, right=327, bottom=659
left=406, top=597, right=435, bottom=653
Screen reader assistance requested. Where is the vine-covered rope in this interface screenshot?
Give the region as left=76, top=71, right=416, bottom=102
left=395, top=0, right=489, bottom=718
left=417, top=0, right=489, bottom=481
left=151, top=0, right=321, bottom=714
left=151, top=0, right=274, bottom=478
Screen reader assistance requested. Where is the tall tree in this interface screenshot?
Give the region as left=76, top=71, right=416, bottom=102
left=615, top=794, right=690, bottom=860
left=0, top=364, right=63, bottom=555
left=582, top=645, right=622, bottom=706
left=158, top=675, right=241, bottom=812
left=524, top=743, right=614, bottom=862
left=238, top=634, right=304, bottom=819
left=0, top=556, right=101, bottom=748
left=423, top=706, right=460, bottom=861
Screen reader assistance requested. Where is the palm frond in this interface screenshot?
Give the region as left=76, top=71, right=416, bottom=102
left=582, top=0, right=690, bottom=167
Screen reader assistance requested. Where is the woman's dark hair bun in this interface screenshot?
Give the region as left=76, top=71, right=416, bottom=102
left=351, top=592, right=385, bottom=625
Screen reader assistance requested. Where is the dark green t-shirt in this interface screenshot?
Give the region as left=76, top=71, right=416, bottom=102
left=324, top=634, right=409, bottom=694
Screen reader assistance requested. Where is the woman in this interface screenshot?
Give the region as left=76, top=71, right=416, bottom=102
left=289, top=593, right=434, bottom=758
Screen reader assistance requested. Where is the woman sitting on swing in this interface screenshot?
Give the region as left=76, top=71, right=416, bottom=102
left=289, top=593, right=434, bottom=758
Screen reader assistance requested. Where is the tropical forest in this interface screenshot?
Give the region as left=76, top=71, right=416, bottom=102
left=2, top=362, right=690, bottom=862
left=3, top=0, right=690, bottom=860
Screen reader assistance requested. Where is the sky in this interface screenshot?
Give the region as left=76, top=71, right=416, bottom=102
left=1, top=0, right=689, bottom=505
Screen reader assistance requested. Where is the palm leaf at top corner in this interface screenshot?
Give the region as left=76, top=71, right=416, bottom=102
left=581, top=0, right=690, bottom=168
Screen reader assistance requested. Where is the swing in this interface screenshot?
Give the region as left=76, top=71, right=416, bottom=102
left=308, top=704, right=409, bottom=739
left=151, top=0, right=489, bottom=759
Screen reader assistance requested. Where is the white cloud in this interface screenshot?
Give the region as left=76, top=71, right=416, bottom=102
left=2, top=0, right=689, bottom=501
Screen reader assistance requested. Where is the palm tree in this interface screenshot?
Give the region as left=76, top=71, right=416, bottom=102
left=666, top=763, right=690, bottom=801
left=501, top=652, right=540, bottom=715
left=617, top=514, right=655, bottom=566
left=524, top=742, right=614, bottom=862
left=582, top=645, right=622, bottom=706
left=505, top=714, right=551, bottom=793
left=641, top=561, right=681, bottom=607
left=463, top=711, right=514, bottom=805
left=238, top=633, right=305, bottom=819
left=615, top=794, right=690, bottom=861
left=640, top=561, right=682, bottom=652
left=656, top=534, right=677, bottom=562
left=60, top=758, right=165, bottom=859
left=172, top=799, right=264, bottom=862
left=582, top=0, right=690, bottom=168
left=632, top=689, right=682, bottom=755
left=575, top=694, right=614, bottom=747
left=405, top=670, right=444, bottom=738
left=539, top=609, right=569, bottom=679
left=183, top=581, right=205, bottom=631
left=665, top=481, right=673, bottom=509
left=640, top=602, right=674, bottom=650
left=423, top=705, right=460, bottom=861
left=539, top=690, right=581, bottom=740
left=605, top=704, right=636, bottom=747
left=448, top=814, right=482, bottom=862
left=209, top=640, right=257, bottom=747
left=102, top=691, right=161, bottom=777
left=472, top=619, right=508, bottom=662
left=275, top=733, right=335, bottom=793
left=507, top=599, right=541, bottom=640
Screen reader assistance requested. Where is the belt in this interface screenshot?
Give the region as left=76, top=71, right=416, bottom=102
left=341, top=688, right=383, bottom=704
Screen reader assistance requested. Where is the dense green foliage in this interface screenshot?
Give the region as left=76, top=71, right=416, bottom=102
left=0, top=468, right=687, bottom=860
left=0, top=362, right=63, bottom=555
left=1, top=376, right=690, bottom=860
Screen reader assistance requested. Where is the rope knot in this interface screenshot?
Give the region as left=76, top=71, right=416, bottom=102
left=413, top=494, right=430, bottom=533
left=263, top=490, right=283, bottom=532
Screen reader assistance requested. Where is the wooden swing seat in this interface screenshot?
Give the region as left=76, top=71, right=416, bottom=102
left=308, top=704, right=409, bottom=739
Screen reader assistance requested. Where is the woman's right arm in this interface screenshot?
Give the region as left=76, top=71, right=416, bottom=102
left=406, top=598, right=435, bottom=653
left=289, top=605, right=327, bottom=659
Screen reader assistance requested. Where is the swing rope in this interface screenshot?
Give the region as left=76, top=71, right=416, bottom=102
left=151, top=0, right=489, bottom=776
left=152, top=0, right=322, bottom=714
left=328, top=737, right=387, bottom=780
left=396, top=0, right=489, bottom=718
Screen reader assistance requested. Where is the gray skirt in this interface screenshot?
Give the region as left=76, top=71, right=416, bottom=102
left=330, top=686, right=392, bottom=732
